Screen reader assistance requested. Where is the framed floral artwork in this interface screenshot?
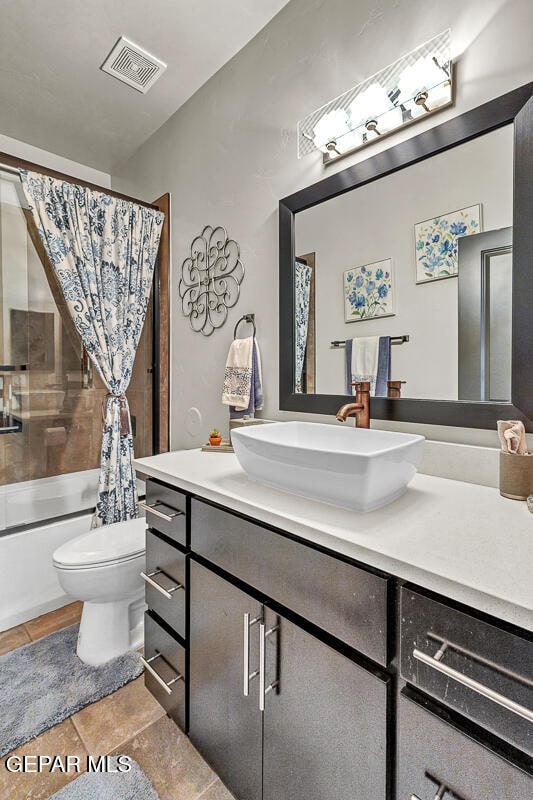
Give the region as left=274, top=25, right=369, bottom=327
left=414, top=204, right=482, bottom=283
left=343, top=258, right=394, bottom=322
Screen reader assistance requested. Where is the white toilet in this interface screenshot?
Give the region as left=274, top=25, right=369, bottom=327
left=53, top=517, right=146, bottom=666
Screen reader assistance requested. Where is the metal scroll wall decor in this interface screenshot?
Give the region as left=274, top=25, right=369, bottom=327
left=179, top=225, right=244, bottom=336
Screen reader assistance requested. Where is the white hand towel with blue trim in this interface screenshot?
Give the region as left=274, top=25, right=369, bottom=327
left=345, top=336, right=390, bottom=396
left=222, top=336, right=263, bottom=419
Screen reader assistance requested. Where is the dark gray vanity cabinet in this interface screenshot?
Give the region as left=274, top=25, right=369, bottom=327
left=189, top=560, right=388, bottom=800
left=138, top=474, right=533, bottom=800
left=261, top=604, right=388, bottom=800
left=141, top=478, right=190, bottom=731
left=189, top=561, right=263, bottom=800
left=398, top=692, right=532, bottom=800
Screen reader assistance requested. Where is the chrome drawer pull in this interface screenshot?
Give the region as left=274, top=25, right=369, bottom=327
left=411, top=789, right=447, bottom=800
left=139, top=501, right=182, bottom=523
left=413, top=647, right=533, bottom=723
left=141, top=570, right=185, bottom=600
left=411, top=771, right=468, bottom=800
left=141, top=652, right=184, bottom=695
left=426, top=632, right=533, bottom=689
left=259, top=622, right=280, bottom=712
left=243, top=612, right=261, bottom=697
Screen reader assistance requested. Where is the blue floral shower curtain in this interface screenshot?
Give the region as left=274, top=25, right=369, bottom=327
left=294, top=260, right=312, bottom=393
left=20, top=171, right=164, bottom=526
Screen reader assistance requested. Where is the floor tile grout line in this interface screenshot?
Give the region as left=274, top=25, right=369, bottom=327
left=69, top=714, right=92, bottom=755
left=75, top=707, right=167, bottom=757
left=194, top=775, right=220, bottom=800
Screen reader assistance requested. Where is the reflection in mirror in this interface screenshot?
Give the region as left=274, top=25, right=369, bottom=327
left=294, top=125, right=513, bottom=401
left=294, top=253, right=316, bottom=393
left=458, top=228, right=512, bottom=402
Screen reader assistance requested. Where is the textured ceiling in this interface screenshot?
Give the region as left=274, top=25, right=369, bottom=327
left=0, top=0, right=290, bottom=172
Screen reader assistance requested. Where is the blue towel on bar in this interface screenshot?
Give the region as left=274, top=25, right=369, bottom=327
left=345, top=336, right=390, bottom=396
left=376, top=336, right=391, bottom=397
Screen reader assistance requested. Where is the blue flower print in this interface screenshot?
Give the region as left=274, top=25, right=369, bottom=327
left=415, top=205, right=480, bottom=280
left=347, top=272, right=353, bottom=282
left=449, top=222, right=467, bottom=236
left=346, top=260, right=393, bottom=320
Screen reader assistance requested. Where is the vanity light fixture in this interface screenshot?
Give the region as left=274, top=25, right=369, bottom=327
left=298, top=30, right=453, bottom=165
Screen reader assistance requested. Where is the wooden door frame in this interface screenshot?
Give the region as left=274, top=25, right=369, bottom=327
left=152, top=193, right=170, bottom=453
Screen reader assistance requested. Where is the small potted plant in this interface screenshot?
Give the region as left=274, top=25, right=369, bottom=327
left=209, top=428, right=222, bottom=447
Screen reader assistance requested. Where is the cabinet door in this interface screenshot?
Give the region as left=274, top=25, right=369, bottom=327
left=189, top=561, right=263, bottom=800
left=262, top=607, right=388, bottom=800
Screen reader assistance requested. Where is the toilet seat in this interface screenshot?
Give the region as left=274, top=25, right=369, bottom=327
left=53, top=517, right=146, bottom=570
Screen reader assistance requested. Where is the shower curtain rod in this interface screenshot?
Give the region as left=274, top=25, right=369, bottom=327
left=0, top=153, right=159, bottom=210
left=0, top=163, right=21, bottom=176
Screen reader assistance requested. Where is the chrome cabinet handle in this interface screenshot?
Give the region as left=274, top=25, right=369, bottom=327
left=141, top=569, right=184, bottom=600
left=141, top=652, right=184, bottom=695
left=139, top=501, right=182, bottom=523
left=243, top=613, right=261, bottom=696
left=259, top=621, right=279, bottom=712
left=413, top=647, right=533, bottom=723
left=411, top=773, right=467, bottom=800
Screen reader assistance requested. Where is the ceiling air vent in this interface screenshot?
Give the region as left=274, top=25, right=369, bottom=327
left=101, top=36, right=167, bottom=94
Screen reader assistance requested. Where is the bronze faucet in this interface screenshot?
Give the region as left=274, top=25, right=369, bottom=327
left=336, top=381, right=370, bottom=428
left=387, top=380, right=406, bottom=399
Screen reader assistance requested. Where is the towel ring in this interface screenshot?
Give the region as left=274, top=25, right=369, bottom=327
left=234, top=314, right=256, bottom=339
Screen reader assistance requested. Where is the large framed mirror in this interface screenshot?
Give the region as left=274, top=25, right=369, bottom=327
left=279, top=84, right=533, bottom=430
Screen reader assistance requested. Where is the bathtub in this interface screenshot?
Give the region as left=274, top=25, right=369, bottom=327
left=0, top=512, right=94, bottom=631
left=0, top=470, right=146, bottom=631
left=0, top=468, right=100, bottom=531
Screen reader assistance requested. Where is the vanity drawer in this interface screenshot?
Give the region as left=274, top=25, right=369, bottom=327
left=398, top=691, right=532, bottom=800
left=141, top=478, right=187, bottom=548
left=143, top=612, right=186, bottom=731
left=191, top=499, right=388, bottom=665
left=400, top=587, right=533, bottom=756
left=144, top=530, right=187, bottom=639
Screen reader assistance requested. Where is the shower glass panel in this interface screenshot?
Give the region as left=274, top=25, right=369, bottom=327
left=0, top=168, right=154, bottom=531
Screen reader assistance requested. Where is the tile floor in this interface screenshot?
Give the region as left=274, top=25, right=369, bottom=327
left=0, top=603, right=233, bottom=800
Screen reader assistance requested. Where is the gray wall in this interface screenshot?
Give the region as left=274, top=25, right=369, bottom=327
left=112, top=0, right=533, bottom=451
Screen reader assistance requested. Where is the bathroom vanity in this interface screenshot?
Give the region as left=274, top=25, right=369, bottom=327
left=135, top=449, right=532, bottom=800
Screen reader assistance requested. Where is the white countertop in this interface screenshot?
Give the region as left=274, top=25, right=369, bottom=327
left=133, top=449, right=533, bottom=632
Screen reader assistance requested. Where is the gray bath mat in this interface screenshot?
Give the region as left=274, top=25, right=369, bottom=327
left=0, top=624, right=143, bottom=758
left=50, top=757, right=159, bottom=799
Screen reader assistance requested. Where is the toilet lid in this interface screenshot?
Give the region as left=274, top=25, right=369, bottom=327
left=53, top=517, right=146, bottom=568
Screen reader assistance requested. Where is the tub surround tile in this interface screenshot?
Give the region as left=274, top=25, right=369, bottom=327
left=0, top=624, right=30, bottom=656
left=71, top=676, right=165, bottom=754
left=24, top=601, right=83, bottom=641
left=111, top=716, right=218, bottom=800
left=0, top=719, right=88, bottom=800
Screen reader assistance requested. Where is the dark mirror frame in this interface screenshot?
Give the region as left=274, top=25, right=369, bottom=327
left=279, top=83, right=533, bottom=430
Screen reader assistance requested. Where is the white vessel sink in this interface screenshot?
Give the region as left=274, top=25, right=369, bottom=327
left=231, top=422, right=425, bottom=512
